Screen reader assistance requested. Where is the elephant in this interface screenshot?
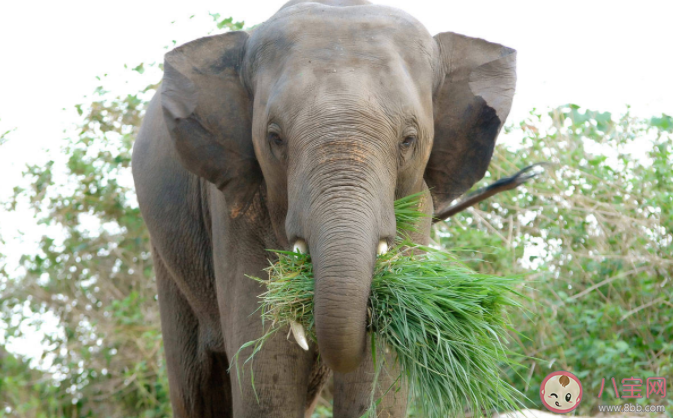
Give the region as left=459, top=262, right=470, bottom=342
left=131, top=0, right=517, bottom=416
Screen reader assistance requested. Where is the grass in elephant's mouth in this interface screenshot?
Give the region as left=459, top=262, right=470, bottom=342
left=235, top=193, right=527, bottom=418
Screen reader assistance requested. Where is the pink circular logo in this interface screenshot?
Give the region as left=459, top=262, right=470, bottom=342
left=540, top=371, right=583, bottom=414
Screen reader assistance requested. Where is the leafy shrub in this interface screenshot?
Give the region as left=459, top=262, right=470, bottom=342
left=439, top=106, right=673, bottom=415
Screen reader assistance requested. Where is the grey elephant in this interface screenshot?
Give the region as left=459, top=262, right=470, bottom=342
left=132, top=0, right=517, bottom=416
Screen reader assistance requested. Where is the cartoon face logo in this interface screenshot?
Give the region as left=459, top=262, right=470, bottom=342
left=540, top=371, right=582, bottom=413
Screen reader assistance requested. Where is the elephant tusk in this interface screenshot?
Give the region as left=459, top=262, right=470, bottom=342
left=377, top=240, right=388, bottom=255
left=290, top=320, right=309, bottom=351
left=293, top=239, right=307, bottom=254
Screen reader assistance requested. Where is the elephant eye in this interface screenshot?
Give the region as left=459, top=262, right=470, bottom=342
left=267, top=132, right=285, bottom=146
left=401, top=135, right=417, bottom=148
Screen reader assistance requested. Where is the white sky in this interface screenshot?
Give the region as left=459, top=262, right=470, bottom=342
left=0, top=0, right=672, bottom=358
left=1, top=0, right=672, bottom=200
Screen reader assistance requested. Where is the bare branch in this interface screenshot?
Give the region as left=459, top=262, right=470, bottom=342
left=433, top=162, right=551, bottom=222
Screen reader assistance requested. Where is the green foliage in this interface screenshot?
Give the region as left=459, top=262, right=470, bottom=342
left=0, top=120, right=14, bottom=146
left=1, top=66, right=170, bottom=416
left=0, top=15, right=250, bottom=417
left=209, top=13, right=244, bottom=31
left=0, top=348, right=76, bottom=418
left=438, top=106, right=673, bottom=414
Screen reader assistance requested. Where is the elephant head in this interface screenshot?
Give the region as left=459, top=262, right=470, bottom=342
left=159, top=3, right=516, bottom=373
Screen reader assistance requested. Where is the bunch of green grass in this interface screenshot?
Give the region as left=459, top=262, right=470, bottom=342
left=237, top=194, right=526, bottom=418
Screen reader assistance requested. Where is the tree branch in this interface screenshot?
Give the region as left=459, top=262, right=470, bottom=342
left=433, top=163, right=550, bottom=223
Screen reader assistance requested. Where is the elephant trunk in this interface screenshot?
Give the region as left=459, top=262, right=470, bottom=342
left=286, top=125, right=396, bottom=373
left=309, top=190, right=380, bottom=373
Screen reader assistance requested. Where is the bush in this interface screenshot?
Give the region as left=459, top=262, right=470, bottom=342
left=438, top=106, right=673, bottom=415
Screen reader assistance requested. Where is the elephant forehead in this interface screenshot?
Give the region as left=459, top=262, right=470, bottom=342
left=246, top=3, right=437, bottom=75
left=259, top=61, right=432, bottom=140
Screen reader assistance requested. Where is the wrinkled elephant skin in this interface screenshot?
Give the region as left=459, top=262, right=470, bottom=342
left=132, top=0, right=517, bottom=416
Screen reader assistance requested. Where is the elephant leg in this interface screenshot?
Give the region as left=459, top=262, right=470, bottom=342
left=305, top=362, right=331, bottom=418
left=155, top=255, right=232, bottom=418
left=226, top=327, right=316, bottom=418
left=221, top=273, right=315, bottom=417
left=333, top=337, right=408, bottom=418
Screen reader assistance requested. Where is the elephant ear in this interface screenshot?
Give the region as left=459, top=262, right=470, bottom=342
left=161, top=31, right=262, bottom=218
left=425, top=32, right=517, bottom=215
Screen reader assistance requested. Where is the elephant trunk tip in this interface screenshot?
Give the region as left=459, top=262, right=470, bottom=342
left=320, top=334, right=366, bottom=373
